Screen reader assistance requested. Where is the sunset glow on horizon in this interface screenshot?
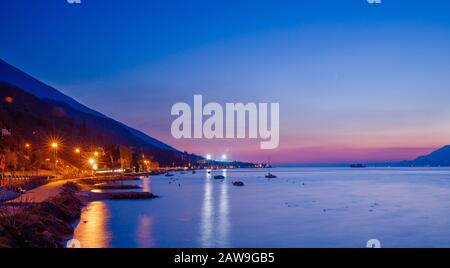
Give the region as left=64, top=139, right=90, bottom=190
left=2, top=0, right=450, bottom=164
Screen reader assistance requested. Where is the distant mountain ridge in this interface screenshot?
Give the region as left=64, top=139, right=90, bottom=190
left=0, top=59, right=104, bottom=117
left=0, top=58, right=177, bottom=153
left=397, top=145, right=450, bottom=167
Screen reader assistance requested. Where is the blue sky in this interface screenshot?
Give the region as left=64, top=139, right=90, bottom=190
left=1, top=0, right=450, bottom=163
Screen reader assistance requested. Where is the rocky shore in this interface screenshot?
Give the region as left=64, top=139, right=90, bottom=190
left=0, top=182, right=83, bottom=248
left=0, top=178, right=157, bottom=248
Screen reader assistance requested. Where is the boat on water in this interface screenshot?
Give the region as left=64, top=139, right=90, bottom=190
left=165, top=173, right=174, bottom=177
left=232, top=181, right=245, bottom=186
left=350, top=164, right=366, bottom=168
left=265, top=158, right=277, bottom=179
left=214, top=175, right=225, bottom=180
left=192, top=170, right=196, bottom=174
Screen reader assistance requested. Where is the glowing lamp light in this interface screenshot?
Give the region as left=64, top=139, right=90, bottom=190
left=75, top=148, right=80, bottom=153
left=92, top=164, right=98, bottom=170
left=4, top=96, right=13, bottom=103
left=94, top=151, right=99, bottom=157
left=221, top=154, right=227, bottom=160
left=51, top=142, right=58, bottom=149
left=206, top=154, right=212, bottom=160
left=88, top=158, right=95, bottom=165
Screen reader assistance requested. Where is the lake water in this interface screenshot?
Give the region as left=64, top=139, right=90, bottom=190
left=73, top=167, right=450, bottom=248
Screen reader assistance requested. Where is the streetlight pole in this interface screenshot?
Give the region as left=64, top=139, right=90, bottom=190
left=24, top=143, right=30, bottom=176
left=88, top=158, right=96, bottom=176
left=75, top=148, right=81, bottom=178
left=51, top=142, right=58, bottom=178
left=55, top=147, right=58, bottom=178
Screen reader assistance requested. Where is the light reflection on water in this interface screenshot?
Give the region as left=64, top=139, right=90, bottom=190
left=90, top=189, right=103, bottom=193
left=73, top=201, right=111, bottom=248
left=73, top=167, right=450, bottom=248
left=200, top=173, right=214, bottom=247
left=142, top=176, right=151, bottom=193
left=200, top=169, right=230, bottom=247
left=136, top=175, right=154, bottom=247
left=136, top=215, right=154, bottom=248
left=218, top=169, right=230, bottom=247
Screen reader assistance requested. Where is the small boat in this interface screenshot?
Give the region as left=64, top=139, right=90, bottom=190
left=214, top=175, right=225, bottom=180
left=165, top=173, right=174, bottom=177
left=350, top=164, right=366, bottom=168
left=232, top=181, right=245, bottom=186
left=192, top=170, right=196, bottom=174
left=265, top=158, right=276, bottom=179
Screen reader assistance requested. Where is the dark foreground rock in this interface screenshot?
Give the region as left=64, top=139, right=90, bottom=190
left=0, top=182, right=83, bottom=248
left=78, top=176, right=140, bottom=185
left=94, top=184, right=141, bottom=190
left=84, top=191, right=157, bottom=201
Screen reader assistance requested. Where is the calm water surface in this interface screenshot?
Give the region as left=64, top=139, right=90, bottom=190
left=73, top=167, right=450, bottom=248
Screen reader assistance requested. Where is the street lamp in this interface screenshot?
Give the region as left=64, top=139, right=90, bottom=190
left=88, top=158, right=97, bottom=175
left=23, top=143, right=31, bottom=175
left=143, top=160, right=150, bottom=172
left=93, top=151, right=100, bottom=169
left=51, top=142, right=58, bottom=177
left=75, top=148, right=81, bottom=177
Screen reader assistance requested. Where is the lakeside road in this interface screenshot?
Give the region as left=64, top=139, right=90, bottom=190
left=8, top=179, right=72, bottom=203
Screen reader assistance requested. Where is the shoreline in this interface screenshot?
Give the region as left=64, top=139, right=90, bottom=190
left=0, top=182, right=83, bottom=248
left=0, top=176, right=156, bottom=248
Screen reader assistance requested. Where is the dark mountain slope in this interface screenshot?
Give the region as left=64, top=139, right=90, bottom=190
left=0, top=58, right=176, bottom=152
left=0, top=82, right=183, bottom=166
left=396, top=146, right=450, bottom=167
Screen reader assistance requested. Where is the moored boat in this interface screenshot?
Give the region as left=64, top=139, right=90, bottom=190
left=350, top=164, right=366, bottom=168
left=265, top=158, right=276, bottom=179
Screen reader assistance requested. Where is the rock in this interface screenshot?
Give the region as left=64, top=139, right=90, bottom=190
left=41, top=230, right=54, bottom=245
